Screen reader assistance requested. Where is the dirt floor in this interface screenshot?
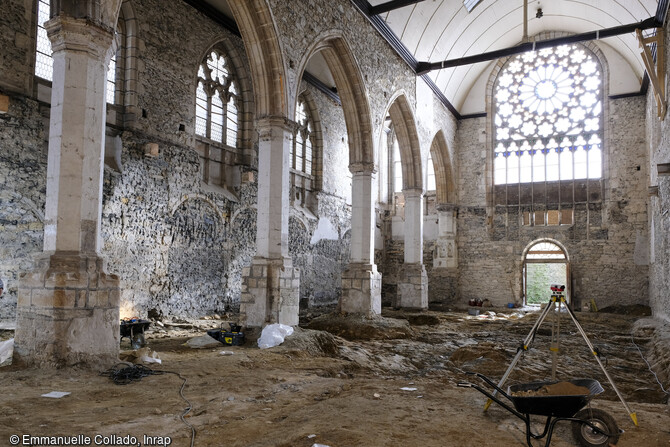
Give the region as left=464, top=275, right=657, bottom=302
left=1, top=306, right=669, bottom=447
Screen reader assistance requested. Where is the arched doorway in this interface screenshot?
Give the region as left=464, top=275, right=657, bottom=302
left=523, top=240, right=570, bottom=305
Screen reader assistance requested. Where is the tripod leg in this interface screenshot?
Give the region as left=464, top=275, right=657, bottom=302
left=484, top=298, right=557, bottom=411
left=563, top=301, right=638, bottom=426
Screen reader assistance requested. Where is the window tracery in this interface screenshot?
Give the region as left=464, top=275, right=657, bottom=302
left=493, top=44, right=603, bottom=185
left=195, top=51, right=239, bottom=147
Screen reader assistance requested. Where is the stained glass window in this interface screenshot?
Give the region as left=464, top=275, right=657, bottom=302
left=493, top=44, right=602, bottom=185
left=195, top=51, right=239, bottom=147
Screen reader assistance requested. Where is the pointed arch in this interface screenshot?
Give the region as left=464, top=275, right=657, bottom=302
left=430, top=130, right=455, bottom=204
left=227, top=0, right=287, bottom=117
left=387, top=92, right=422, bottom=190
left=296, top=31, right=373, bottom=166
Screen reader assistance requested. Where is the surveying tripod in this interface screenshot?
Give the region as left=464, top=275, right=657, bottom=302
left=483, top=285, right=638, bottom=426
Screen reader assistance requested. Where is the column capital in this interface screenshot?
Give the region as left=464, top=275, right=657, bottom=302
left=402, top=188, right=424, bottom=199
left=349, top=162, right=377, bottom=174
left=45, top=15, right=115, bottom=61
left=436, top=202, right=458, bottom=212
left=255, top=115, right=296, bottom=134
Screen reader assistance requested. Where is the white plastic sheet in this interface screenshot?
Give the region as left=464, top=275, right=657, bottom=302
left=0, top=338, right=13, bottom=364
left=257, top=324, right=294, bottom=349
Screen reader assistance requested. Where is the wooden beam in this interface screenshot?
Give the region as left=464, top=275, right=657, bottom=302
left=637, top=28, right=667, bottom=119
left=369, top=0, right=427, bottom=15
left=417, top=17, right=660, bottom=74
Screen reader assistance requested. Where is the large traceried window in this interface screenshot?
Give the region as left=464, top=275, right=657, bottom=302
left=493, top=44, right=602, bottom=185
left=291, top=95, right=315, bottom=208
left=196, top=51, right=239, bottom=147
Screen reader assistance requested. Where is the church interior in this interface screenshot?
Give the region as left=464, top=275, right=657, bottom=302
left=1, top=0, right=670, bottom=445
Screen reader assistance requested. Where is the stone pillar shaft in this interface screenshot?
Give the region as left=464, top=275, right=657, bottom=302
left=43, top=16, right=114, bottom=255
left=397, top=188, right=427, bottom=309
left=255, top=117, right=292, bottom=259
left=240, top=117, right=299, bottom=328
left=340, top=164, right=381, bottom=315
left=349, top=167, right=376, bottom=263
left=403, top=188, right=424, bottom=264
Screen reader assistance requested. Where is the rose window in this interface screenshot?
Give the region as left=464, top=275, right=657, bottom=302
left=494, top=44, right=602, bottom=184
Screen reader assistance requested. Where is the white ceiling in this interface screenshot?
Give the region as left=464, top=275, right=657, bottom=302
left=203, top=0, right=659, bottom=115
left=370, top=0, right=659, bottom=114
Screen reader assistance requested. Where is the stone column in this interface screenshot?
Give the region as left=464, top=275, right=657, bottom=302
left=240, top=117, right=299, bottom=327
left=433, top=203, right=458, bottom=269
left=339, top=163, right=382, bottom=315
left=397, top=188, right=428, bottom=309
left=14, top=15, right=120, bottom=368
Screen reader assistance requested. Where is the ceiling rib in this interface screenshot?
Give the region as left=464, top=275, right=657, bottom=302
left=370, top=0, right=427, bottom=16
left=416, top=17, right=661, bottom=75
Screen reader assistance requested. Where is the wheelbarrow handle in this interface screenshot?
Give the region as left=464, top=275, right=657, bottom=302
left=467, top=372, right=514, bottom=400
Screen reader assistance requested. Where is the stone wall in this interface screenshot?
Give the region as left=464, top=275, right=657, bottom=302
left=0, top=92, right=48, bottom=318
left=453, top=96, right=649, bottom=309
left=646, top=27, right=670, bottom=323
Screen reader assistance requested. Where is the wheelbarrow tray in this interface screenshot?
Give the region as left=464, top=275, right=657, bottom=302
left=507, top=378, right=604, bottom=417
left=120, top=320, right=151, bottom=337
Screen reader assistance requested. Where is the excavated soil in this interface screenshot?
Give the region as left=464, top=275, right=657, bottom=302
left=1, top=308, right=669, bottom=447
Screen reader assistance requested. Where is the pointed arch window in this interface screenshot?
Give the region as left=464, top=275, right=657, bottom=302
left=493, top=44, right=603, bottom=185
left=195, top=51, right=239, bottom=147
left=291, top=94, right=316, bottom=208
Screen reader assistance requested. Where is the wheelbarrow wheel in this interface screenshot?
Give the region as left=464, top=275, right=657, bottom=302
left=131, top=333, right=146, bottom=350
left=571, top=408, right=619, bottom=447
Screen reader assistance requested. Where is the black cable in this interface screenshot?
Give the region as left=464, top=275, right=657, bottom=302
left=100, top=364, right=196, bottom=447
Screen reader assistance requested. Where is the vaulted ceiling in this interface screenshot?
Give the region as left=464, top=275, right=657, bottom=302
left=362, top=0, right=664, bottom=115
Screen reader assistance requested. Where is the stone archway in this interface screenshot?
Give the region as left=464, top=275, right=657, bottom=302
left=523, top=239, right=570, bottom=305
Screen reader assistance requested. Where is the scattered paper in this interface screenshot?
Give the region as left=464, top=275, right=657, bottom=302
left=220, top=351, right=234, bottom=356
left=41, top=391, right=70, bottom=399
left=400, top=387, right=417, bottom=391
left=307, top=434, right=317, bottom=439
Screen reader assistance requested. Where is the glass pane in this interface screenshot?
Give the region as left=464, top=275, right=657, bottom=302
left=519, top=150, right=532, bottom=183
left=588, top=145, right=602, bottom=179
left=304, top=136, right=312, bottom=175
left=195, top=82, right=208, bottom=137
left=211, top=91, right=224, bottom=143
left=106, top=53, right=116, bottom=104
left=573, top=146, right=587, bottom=179
left=494, top=153, right=506, bottom=185
left=296, top=133, right=304, bottom=172
left=546, top=149, right=559, bottom=181
left=560, top=149, right=573, bottom=180
left=393, top=139, right=402, bottom=193
left=507, top=152, right=519, bottom=184
left=532, top=151, right=545, bottom=182
left=226, top=97, right=238, bottom=147
left=427, top=154, right=436, bottom=190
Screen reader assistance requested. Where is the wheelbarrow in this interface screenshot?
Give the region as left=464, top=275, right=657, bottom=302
left=120, top=319, right=151, bottom=349
left=458, top=372, right=620, bottom=447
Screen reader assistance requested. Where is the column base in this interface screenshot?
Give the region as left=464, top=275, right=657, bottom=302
left=339, top=263, right=382, bottom=316
left=396, top=263, right=428, bottom=310
left=14, top=252, right=120, bottom=368
left=240, top=257, right=300, bottom=328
